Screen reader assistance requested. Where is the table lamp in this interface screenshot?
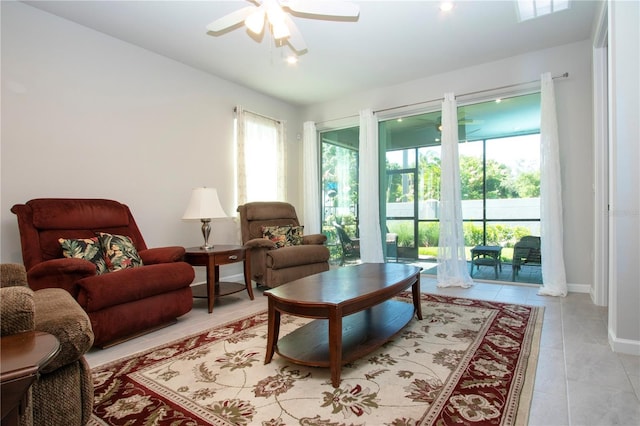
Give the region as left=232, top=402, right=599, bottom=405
left=182, top=187, right=227, bottom=250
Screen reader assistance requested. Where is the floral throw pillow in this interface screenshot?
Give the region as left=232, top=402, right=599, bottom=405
left=288, top=226, right=304, bottom=246
left=97, top=233, right=144, bottom=272
left=262, top=225, right=289, bottom=248
left=59, top=237, right=109, bottom=275
left=262, top=225, right=304, bottom=248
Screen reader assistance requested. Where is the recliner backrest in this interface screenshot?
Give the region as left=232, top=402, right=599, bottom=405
left=237, top=202, right=300, bottom=243
left=12, top=198, right=148, bottom=271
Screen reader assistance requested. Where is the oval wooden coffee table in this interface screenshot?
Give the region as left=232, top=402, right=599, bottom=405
left=264, top=263, right=422, bottom=387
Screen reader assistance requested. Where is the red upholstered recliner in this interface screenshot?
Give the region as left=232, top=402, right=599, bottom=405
left=11, top=198, right=195, bottom=347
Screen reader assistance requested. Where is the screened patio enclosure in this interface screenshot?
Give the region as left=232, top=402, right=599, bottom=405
left=321, top=93, right=543, bottom=284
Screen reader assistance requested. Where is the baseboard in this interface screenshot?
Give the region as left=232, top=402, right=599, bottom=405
left=608, top=329, right=640, bottom=355
left=567, top=283, right=590, bottom=294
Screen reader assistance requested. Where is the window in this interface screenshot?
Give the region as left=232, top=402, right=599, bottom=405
left=516, top=0, right=569, bottom=22
left=235, top=108, right=285, bottom=204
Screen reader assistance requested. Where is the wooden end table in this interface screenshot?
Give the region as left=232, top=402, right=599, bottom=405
left=184, top=245, right=254, bottom=313
left=1, top=331, right=60, bottom=426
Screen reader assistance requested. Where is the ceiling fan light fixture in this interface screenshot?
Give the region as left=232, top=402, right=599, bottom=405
left=286, top=54, right=298, bottom=65
left=207, top=0, right=359, bottom=55
left=245, top=10, right=266, bottom=34
left=272, top=20, right=291, bottom=39
left=266, top=3, right=287, bottom=23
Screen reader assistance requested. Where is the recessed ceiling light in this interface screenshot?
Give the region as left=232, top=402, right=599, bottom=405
left=440, top=1, right=454, bottom=12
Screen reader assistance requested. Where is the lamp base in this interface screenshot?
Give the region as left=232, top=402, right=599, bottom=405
left=200, top=219, right=213, bottom=250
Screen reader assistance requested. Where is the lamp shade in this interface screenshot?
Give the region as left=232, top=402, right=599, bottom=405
left=182, top=187, right=227, bottom=220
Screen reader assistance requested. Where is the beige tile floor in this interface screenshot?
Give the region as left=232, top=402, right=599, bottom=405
left=85, top=275, right=640, bottom=426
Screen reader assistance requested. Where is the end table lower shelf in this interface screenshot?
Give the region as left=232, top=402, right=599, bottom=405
left=191, top=281, right=249, bottom=298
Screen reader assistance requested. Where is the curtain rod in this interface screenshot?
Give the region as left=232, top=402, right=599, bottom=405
left=317, top=72, right=569, bottom=125
left=234, top=106, right=281, bottom=124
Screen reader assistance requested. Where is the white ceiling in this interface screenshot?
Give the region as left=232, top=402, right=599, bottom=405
left=23, top=0, right=600, bottom=106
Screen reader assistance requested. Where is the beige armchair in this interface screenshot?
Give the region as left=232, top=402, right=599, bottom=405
left=237, top=202, right=330, bottom=288
left=1, top=263, right=94, bottom=426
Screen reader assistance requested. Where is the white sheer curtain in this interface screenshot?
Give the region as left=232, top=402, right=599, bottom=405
left=359, top=108, right=384, bottom=263
left=302, top=121, right=321, bottom=234
left=437, top=93, right=474, bottom=288
left=235, top=106, right=285, bottom=205
left=538, top=73, right=568, bottom=296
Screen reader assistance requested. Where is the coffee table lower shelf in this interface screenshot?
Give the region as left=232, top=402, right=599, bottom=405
left=275, top=299, right=414, bottom=368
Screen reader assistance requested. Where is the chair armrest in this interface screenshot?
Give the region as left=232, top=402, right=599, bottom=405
left=0, top=263, right=29, bottom=288
left=139, top=246, right=186, bottom=264
left=244, top=238, right=277, bottom=250
left=302, top=233, right=327, bottom=245
left=511, top=247, right=530, bottom=266
left=267, top=244, right=330, bottom=269
left=75, top=263, right=194, bottom=312
left=27, top=258, right=96, bottom=297
left=0, top=286, right=36, bottom=336
left=33, top=288, right=94, bottom=372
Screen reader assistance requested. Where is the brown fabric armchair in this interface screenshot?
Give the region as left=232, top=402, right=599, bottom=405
left=237, top=202, right=330, bottom=288
left=1, top=263, right=94, bottom=426
left=11, top=198, right=195, bottom=347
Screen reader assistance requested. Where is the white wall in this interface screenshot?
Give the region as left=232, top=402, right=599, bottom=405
left=1, top=2, right=303, bottom=264
left=607, top=0, right=640, bottom=354
left=303, top=41, right=594, bottom=288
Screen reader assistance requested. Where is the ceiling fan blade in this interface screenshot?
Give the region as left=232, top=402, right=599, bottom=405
left=284, top=14, right=307, bottom=53
left=282, top=0, right=360, bottom=18
left=206, top=6, right=256, bottom=32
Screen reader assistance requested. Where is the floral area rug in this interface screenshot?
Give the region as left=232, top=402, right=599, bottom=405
left=89, top=293, right=543, bottom=425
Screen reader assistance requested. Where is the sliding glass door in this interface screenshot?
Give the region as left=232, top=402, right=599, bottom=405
left=320, top=127, right=359, bottom=264
left=386, top=150, right=419, bottom=259
left=379, top=92, right=543, bottom=283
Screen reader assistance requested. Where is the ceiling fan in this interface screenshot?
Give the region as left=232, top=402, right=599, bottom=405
left=206, top=0, right=360, bottom=54
left=413, top=115, right=484, bottom=132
